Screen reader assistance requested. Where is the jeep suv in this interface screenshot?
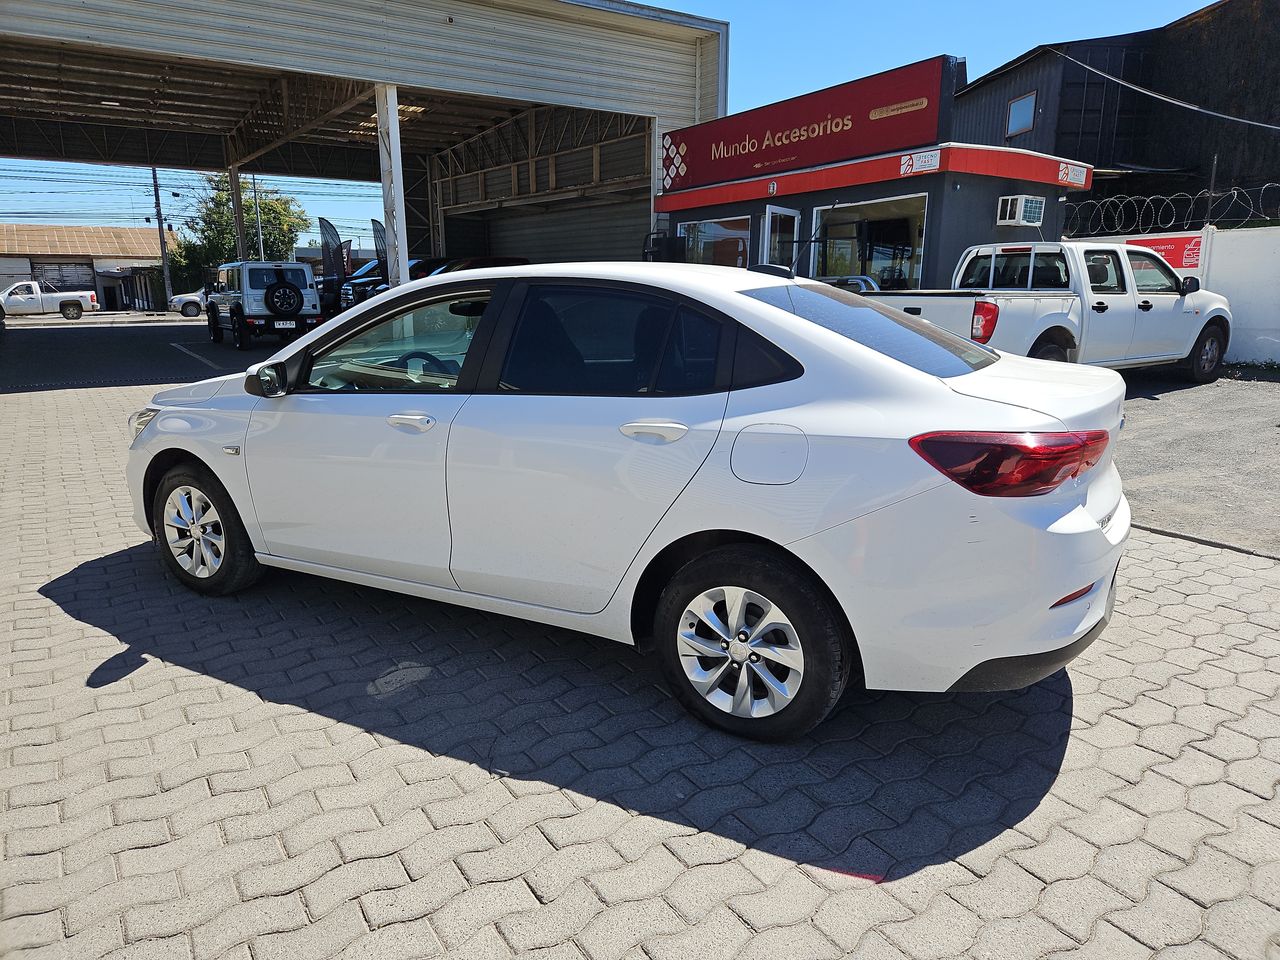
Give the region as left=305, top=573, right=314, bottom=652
left=207, top=261, right=322, bottom=350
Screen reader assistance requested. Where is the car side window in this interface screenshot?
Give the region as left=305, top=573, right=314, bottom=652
left=500, top=286, right=720, bottom=396
left=1125, top=252, right=1180, bottom=294
left=306, top=290, right=491, bottom=392
left=1085, top=251, right=1126, bottom=294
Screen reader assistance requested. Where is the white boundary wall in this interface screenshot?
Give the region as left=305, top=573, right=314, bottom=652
left=1106, top=226, right=1280, bottom=364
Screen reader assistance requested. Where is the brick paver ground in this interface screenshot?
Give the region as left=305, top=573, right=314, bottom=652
left=3, top=379, right=1279, bottom=960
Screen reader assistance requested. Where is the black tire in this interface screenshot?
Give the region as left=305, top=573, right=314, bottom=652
left=151, top=463, right=263, bottom=596
left=1184, top=323, right=1226, bottom=383
left=264, top=281, right=304, bottom=318
left=207, top=305, right=223, bottom=343
left=653, top=545, right=856, bottom=740
left=181, top=302, right=201, bottom=318
left=1030, top=340, right=1069, bottom=363
left=60, top=301, right=83, bottom=321
left=232, top=314, right=251, bottom=351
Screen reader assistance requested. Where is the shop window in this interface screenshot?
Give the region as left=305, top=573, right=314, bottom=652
left=812, top=195, right=926, bottom=290
left=763, top=207, right=800, bottom=267
left=1007, top=92, right=1036, bottom=137
left=678, top=218, right=751, bottom=267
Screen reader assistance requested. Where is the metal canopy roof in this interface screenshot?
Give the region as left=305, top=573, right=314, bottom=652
left=1, top=36, right=537, bottom=180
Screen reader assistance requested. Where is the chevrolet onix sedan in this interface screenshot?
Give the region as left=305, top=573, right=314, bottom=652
left=128, top=263, right=1129, bottom=739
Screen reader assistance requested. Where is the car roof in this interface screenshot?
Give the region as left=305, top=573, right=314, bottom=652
left=396, top=261, right=796, bottom=299
left=218, top=261, right=312, bottom=269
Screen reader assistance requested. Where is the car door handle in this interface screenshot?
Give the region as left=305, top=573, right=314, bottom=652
left=386, top=414, right=436, bottom=432
left=1092, top=301, right=1109, bottom=313
left=619, top=420, right=688, bottom=443
left=1138, top=300, right=1154, bottom=312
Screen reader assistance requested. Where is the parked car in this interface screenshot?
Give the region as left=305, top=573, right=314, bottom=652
left=206, top=261, right=323, bottom=351
left=0, top=279, right=100, bottom=321
left=128, top=262, right=1128, bottom=739
left=168, top=290, right=206, bottom=318
left=338, top=259, right=446, bottom=310
left=429, top=256, right=530, bottom=276
left=866, top=241, right=1232, bottom=382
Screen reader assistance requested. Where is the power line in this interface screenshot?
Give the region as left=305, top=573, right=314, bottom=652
left=1051, top=49, right=1280, bottom=133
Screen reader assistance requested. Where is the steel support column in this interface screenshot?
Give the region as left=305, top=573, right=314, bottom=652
left=228, top=165, right=247, bottom=261
left=375, top=83, right=410, bottom=288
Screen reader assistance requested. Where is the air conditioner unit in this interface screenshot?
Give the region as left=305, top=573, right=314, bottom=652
left=996, top=195, right=1046, bottom=227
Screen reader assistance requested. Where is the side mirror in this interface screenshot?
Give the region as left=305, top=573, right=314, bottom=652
left=245, top=362, right=288, bottom=398
left=1180, top=276, right=1200, bottom=295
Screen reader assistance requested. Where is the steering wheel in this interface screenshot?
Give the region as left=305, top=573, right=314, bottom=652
left=391, top=350, right=451, bottom=374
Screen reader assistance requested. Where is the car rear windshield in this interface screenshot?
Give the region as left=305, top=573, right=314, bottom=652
left=741, top=283, right=996, bottom=378
left=958, top=250, right=1071, bottom=289
left=248, top=267, right=309, bottom=290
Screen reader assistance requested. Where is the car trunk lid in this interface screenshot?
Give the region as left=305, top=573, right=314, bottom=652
left=944, top=354, right=1126, bottom=433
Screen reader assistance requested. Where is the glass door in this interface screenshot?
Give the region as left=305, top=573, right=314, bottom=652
left=761, top=206, right=801, bottom=267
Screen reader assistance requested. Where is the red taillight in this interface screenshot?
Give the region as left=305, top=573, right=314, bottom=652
left=909, top=430, right=1110, bottom=497
left=89, top=293, right=98, bottom=303
left=1051, top=583, right=1096, bottom=608
left=971, top=301, right=998, bottom=343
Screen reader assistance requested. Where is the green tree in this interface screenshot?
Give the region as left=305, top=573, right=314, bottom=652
left=169, top=174, right=310, bottom=290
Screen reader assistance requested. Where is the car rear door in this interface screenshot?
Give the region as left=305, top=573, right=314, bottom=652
left=1077, top=248, right=1137, bottom=364
left=244, top=283, right=501, bottom=586
left=446, top=280, right=731, bottom=613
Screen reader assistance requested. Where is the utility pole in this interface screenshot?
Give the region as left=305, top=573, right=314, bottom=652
left=151, top=167, right=173, bottom=304
left=252, top=174, right=265, bottom=260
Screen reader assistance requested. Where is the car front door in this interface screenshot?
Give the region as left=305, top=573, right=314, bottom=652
left=1078, top=249, right=1137, bottom=364
left=1124, top=250, right=1194, bottom=359
left=5, top=283, right=41, bottom=315
left=446, top=281, right=731, bottom=613
left=245, top=284, right=500, bottom=586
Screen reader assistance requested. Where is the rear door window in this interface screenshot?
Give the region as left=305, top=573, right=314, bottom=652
left=248, top=267, right=309, bottom=290
left=742, top=283, right=995, bottom=378
left=1085, top=251, right=1127, bottom=293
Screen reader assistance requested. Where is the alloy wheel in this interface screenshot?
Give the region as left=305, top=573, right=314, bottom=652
left=162, top=485, right=224, bottom=578
left=677, top=585, right=804, bottom=718
left=1200, top=335, right=1220, bottom=373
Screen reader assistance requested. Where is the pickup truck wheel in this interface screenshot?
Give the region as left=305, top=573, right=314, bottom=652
left=1030, top=342, right=1069, bottom=363
left=60, top=302, right=83, bottom=321
left=1185, top=324, right=1225, bottom=383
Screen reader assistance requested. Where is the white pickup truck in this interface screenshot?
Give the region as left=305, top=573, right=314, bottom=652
left=867, top=241, right=1232, bottom=382
left=0, top=280, right=100, bottom=321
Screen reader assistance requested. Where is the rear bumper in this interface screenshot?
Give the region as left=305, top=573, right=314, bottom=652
left=245, top=316, right=322, bottom=334
left=947, top=565, right=1117, bottom=691
left=787, top=472, right=1130, bottom=692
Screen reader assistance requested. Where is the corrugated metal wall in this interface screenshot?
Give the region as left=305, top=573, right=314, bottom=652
left=16, top=0, right=722, bottom=132
left=952, top=54, right=1064, bottom=158
left=486, top=200, right=652, bottom=262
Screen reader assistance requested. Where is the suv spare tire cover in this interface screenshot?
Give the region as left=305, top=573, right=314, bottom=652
left=264, top=281, right=304, bottom=317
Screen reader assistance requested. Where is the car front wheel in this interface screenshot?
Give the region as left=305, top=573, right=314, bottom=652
left=654, top=545, right=856, bottom=740
left=151, top=464, right=262, bottom=596
left=181, top=302, right=201, bottom=317
left=1185, top=323, right=1225, bottom=383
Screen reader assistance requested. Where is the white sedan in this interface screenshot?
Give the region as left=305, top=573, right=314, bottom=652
left=127, top=262, right=1129, bottom=739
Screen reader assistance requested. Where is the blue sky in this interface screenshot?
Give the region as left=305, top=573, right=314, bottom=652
left=0, top=0, right=1205, bottom=247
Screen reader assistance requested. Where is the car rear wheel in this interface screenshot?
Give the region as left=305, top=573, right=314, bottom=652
left=181, top=302, right=201, bottom=318
left=1185, top=323, right=1225, bottom=383
left=151, top=464, right=262, bottom=596
left=232, top=315, right=251, bottom=351
left=654, top=545, right=855, bottom=740
left=1030, top=340, right=1069, bottom=362
left=60, top=302, right=83, bottom=321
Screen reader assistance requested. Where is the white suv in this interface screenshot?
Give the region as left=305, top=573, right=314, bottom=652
left=207, top=261, right=322, bottom=350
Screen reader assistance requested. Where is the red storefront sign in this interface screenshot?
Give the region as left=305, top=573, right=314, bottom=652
left=661, top=57, right=946, bottom=192
left=1123, top=234, right=1203, bottom=270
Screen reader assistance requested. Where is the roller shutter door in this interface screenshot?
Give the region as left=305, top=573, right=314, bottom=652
left=488, top=200, right=651, bottom=263
left=32, top=260, right=95, bottom=290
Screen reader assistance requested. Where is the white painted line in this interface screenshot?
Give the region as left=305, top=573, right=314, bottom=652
left=170, top=342, right=224, bottom=370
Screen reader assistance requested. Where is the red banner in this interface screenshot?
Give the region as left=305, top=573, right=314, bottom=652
left=1123, top=234, right=1203, bottom=271
left=662, top=57, right=947, bottom=192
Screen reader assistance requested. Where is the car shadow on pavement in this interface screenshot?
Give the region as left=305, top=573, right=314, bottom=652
left=46, top=544, right=1071, bottom=884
